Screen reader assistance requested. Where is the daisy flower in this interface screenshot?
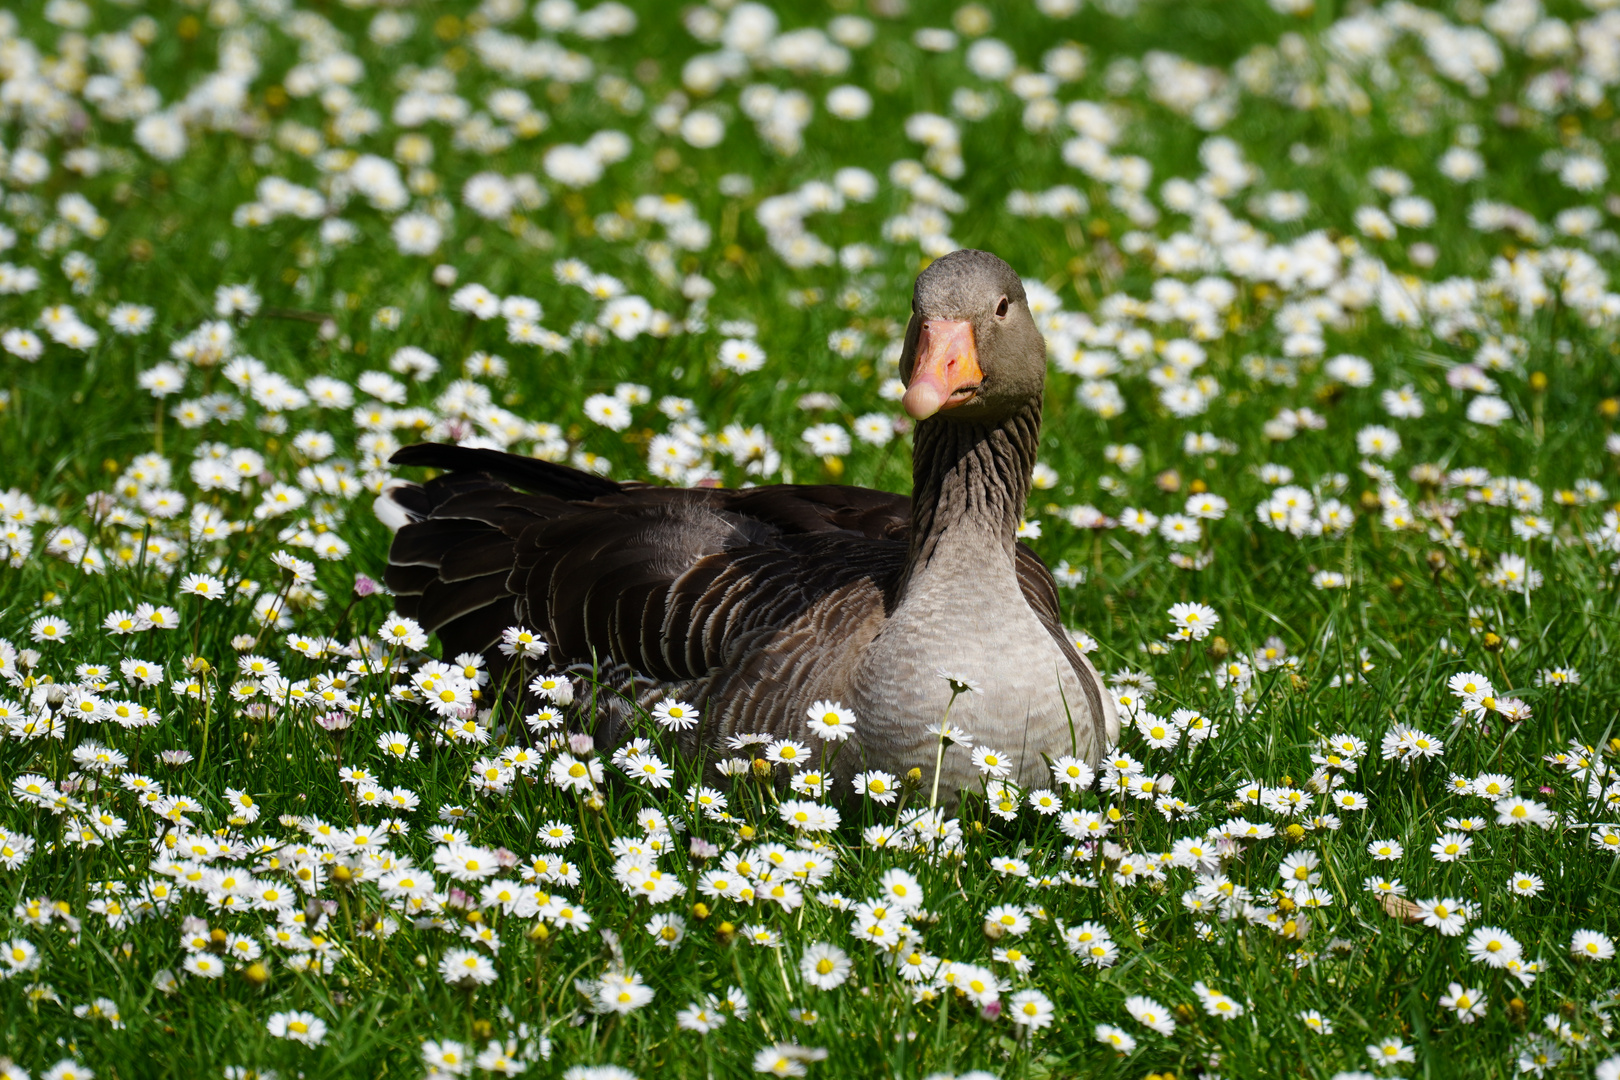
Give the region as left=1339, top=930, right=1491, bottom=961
left=798, top=942, right=851, bottom=990
left=266, top=1010, right=327, bottom=1046
left=1572, top=930, right=1616, bottom=961
left=852, top=771, right=898, bottom=804
left=1167, top=601, right=1219, bottom=640
left=1298, top=1009, right=1334, bottom=1035
left=178, top=573, right=226, bottom=600
left=440, top=948, right=498, bottom=986
left=971, top=746, right=1013, bottom=778
left=1367, top=1036, right=1416, bottom=1065
left=1009, top=989, right=1055, bottom=1029
left=1415, top=897, right=1470, bottom=936
left=29, top=617, right=70, bottom=643
left=1124, top=994, right=1175, bottom=1036
left=805, top=700, right=856, bottom=741
left=1439, top=982, right=1487, bottom=1023
left=1506, top=872, right=1544, bottom=898
left=936, top=669, right=982, bottom=695
left=651, top=699, right=700, bottom=731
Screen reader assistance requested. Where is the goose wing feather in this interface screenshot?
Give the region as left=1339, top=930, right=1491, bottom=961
left=1014, top=542, right=1109, bottom=729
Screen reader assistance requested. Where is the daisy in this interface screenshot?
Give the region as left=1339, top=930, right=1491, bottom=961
left=1506, top=872, right=1544, bottom=897
left=109, top=304, right=156, bottom=335
left=984, top=904, right=1030, bottom=936
left=1167, top=601, right=1219, bottom=640
left=624, top=753, right=674, bottom=790
left=742, top=925, right=781, bottom=949
left=1192, top=980, right=1244, bottom=1019
left=422, top=1042, right=470, bottom=1075
left=29, top=617, right=70, bottom=643
left=1572, top=930, right=1616, bottom=961
left=765, top=740, right=809, bottom=768
left=376, top=731, right=418, bottom=760
left=805, top=700, right=856, bottom=741
left=971, top=746, right=1013, bottom=778
left=801, top=424, right=851, bottom=457
left=1499, top=798, right=1554, bottom=828
left=1124, top=994, right=1175, bottom=1036
left=798, top=942, right=851, bottom=990
left=1439, top=982, right=1487, bottom=1023
left=852, top=771, right=898, bottom=804
left=994, top=945, right=1033, bottom=974
left=877, top=868, right=924, bottom=911
left=497, top=626, right=548, bottom=658
left=1050, top=756, right=1095, bottom=789
left=651, top=699, right=699, bottom=731
left=178, top=573, right=226, bottom=600
left=1009, top=989, right=1055, bottom=1030
left=751, top=1044, right=822, bottom=1078
left=41, top=1062, right=93, bottom=1080
left=528, top=674, right=573, bottom=703
left=267, top=1010, right=328, bottom=1046
left=1298, top=1009, right=1335, bottom=1035
left=103, top=611, right=139, bottom=635
left=536, top=821, right=576, bottom=849
left=718, top=338, right=766, bottom=374
left=1135, top=713, right=1179, bottom=749
left=1367, top=838, right=1403, bottom=860
left=1415, top=897, right=1469, bottom=936
left=1430, top=832, right=1472, bottom=862
left=1367, top=1036, right=1416, bottom=1065
left=936, top=669, right=982, bottom=695
left=440, top=948, right=498, bottom=986
left=853, top=413, right=894, bottom=446
left=676, top=1000, right=726, bottom=1033
left=1028, top=788, right=1061, bottom=814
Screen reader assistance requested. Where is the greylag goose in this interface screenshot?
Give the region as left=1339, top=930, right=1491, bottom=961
left=377, top=249, right=1117, bottom=798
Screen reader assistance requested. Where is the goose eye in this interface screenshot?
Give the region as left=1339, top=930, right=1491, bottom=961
left=995, top=296, right=1009, bottom=318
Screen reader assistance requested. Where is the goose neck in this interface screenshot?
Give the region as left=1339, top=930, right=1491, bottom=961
left=903, top=400, right=1040, bottom=588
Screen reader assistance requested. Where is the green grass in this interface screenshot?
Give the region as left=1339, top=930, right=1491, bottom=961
left=1, top=0, right=1620, bottom=1077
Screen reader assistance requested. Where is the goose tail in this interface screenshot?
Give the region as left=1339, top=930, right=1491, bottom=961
left=373, top=479, right=424, bottom=533
left=376, top=443, right=619, bottom=661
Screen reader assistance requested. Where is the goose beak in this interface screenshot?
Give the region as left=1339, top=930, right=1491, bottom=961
left=903, top=319, right=982, bottom=421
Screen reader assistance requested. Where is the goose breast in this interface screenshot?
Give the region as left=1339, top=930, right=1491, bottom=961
left=849, top=538, right=1115, bottom=794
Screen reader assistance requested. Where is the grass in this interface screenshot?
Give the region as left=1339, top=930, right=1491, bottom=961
left=1, top=0, right=1619, bottom=1077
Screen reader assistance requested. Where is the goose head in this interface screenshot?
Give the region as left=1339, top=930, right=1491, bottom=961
left=899, top=249, right=1047, bottom=424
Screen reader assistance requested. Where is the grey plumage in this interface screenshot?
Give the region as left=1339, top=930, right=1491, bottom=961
left=378, top=249, right=1118, bottom=800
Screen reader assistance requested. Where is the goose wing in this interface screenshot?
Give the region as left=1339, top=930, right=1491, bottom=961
left=1013, top=543, right=1110, bottom=731
left=382, top=443, right=910, bottom=682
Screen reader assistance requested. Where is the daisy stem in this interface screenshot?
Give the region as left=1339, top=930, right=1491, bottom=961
left=578, top=793, right=600, bottom=875
left=337, top=880, right=356, bottom=943
left=928, top=689, right=962, bottom=810
left=197, top=676, right=214, bottom=769
left=774, top=942, right=795, bottom=1004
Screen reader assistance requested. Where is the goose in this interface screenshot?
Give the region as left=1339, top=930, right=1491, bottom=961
left=377, top=248, right=1117, bottom=801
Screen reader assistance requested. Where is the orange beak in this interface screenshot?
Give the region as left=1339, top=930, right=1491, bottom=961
left=902, top=319, right=982, bottom=421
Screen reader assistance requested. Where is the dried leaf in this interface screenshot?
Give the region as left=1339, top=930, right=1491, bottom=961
left=1379, top=893, right=1422, bottom=923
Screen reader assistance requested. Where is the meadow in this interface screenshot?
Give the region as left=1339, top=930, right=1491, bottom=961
left=1, top=0, right=1619, bottom=1076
